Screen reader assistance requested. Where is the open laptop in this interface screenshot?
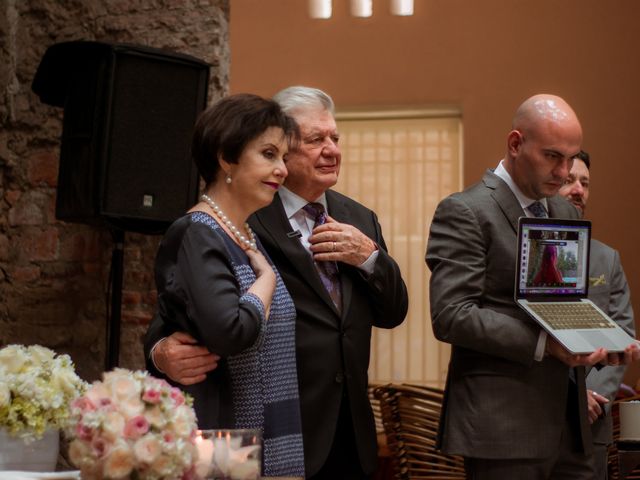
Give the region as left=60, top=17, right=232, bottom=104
left=515, top=217, right=633, bottom=354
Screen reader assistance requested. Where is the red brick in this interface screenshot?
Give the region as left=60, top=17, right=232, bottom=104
left=7, top=192, right=51, bottom=226
left=59, top=231, right=104, bottom=261
left=122, top=290, right=142, bottom=306
left=124, top=246, right=142, bottom=261
left=0, top=234, right=9, bottom=261
left=122, top=310, right=153, bottom=325
left=9, top=202, right=44, bottom=226
left=9, top=265, right=41, bottom=283
left=142, top=290, right=158, bottom=306
left=125, top=270, right=152, bottom=286
left=20, top=227, right=60, bottom=261
left=83, top=262, right=103, bottom=274
left=4, top=190, right=21, bottom=206
left=27, top=151, right=59, bottom=187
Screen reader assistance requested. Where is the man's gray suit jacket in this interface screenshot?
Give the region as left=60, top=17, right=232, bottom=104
left=426, top=169, right=587, bottom=460
left=586, top=239, right=635, bottom=446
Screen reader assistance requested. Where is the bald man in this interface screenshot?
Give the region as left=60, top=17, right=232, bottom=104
left=426, top=94, right=640, bottom=479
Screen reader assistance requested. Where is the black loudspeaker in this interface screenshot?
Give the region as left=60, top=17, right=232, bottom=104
left=32, top=41, right=209, bottom=234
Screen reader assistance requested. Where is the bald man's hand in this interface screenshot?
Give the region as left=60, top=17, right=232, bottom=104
left=604, top=341, right=640, bottom=366
left=545, top=337, right=608, bottom=367
left=152, top=332, right=219, bottom=385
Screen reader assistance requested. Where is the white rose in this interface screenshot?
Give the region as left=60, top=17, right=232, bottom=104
left=86, top=383, right=110, bottom=405
left=28, top=345, right=56, bottom=364
left=104, top=371, right=141, bottom=402
left=68, top=439, right=92, bottom=468
left=119, top=396, right=145, bottom=419
left=144, top=405, right=167, bottom=429
left=0, top=345, right=28, bottom=374
left=133, top=434, right=162, bottom=464
left=0, top=382, right=10, bottom=408
left=51, top=367, right=82, bottom=396
left=102, top=411, right=126, bottom=441
left=151, top=453, right=172, bottom=476
left=103, top=441, right=135, bottom=479
left=171, top=405, right=196, bottom=437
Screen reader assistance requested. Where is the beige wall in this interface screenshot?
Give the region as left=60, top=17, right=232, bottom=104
left=229, top=0, right=640, bottom=382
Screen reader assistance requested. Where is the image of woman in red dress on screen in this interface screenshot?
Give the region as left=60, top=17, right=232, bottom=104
left=533, top=244, right=564, bottom=285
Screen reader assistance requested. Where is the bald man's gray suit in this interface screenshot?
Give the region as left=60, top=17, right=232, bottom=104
left=587, top=239, right=635, bottom=479
left=426, top=170, right=590, bottom=463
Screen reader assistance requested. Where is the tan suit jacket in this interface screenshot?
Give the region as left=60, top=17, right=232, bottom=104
left=587, top=239, right=635, bottom=443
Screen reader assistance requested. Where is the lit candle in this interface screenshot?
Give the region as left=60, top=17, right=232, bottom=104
left=229, top=457, right=260, bottom=479
left=195, top=432, right=214, bottom=478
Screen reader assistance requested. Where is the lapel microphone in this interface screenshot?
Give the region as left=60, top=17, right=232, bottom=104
left=287, top=230, right=302, bottom=239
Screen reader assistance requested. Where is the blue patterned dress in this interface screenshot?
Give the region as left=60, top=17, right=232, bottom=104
left=154, top=211, right=304, bottom=476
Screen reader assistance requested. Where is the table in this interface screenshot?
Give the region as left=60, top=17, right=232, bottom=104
left=617, top=441, right=640, bottom=479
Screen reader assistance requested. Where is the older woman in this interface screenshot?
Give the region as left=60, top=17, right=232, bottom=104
left=153, top=94, right=304, bottom=476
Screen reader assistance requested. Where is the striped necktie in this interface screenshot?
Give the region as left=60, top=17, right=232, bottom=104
left=302, top=202, right=342, bottom=311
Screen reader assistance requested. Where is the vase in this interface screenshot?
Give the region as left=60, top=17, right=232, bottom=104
left=0, top=428, right=60, bottom=471
left=195, top=428, right=262, bottom=479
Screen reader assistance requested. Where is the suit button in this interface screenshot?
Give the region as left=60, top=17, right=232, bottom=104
left=335, top=372, right=344, bottom=383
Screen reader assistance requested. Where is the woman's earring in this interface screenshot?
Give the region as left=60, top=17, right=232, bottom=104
left=225, top=173, right=232, bottom=184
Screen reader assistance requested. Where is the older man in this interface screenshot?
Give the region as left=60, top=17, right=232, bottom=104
left=560, top=150, right=635, bottom=479
left=145, top=86, right=409, bottom=479
left=426, top=94, right=639, bottom=479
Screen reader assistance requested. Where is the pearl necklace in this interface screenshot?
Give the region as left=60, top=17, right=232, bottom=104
left=201, top=194, right=257, bottom=251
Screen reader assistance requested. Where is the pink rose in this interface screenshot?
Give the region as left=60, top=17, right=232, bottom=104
left=76, top=423, right=93, bottom=441
left=181, top=464, right=198, bottom=480
left=123, top=415, right=150, bottom=439
left=170, top=387, right=185, bottom=406
left=91, top=436, right=110, bottom=458
left=142, top=388, right=162, bottom=404
left=72, top=397, right=96, bottom=412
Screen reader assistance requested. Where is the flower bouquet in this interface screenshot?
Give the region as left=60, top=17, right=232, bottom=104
left=66, top=368, right=199, bottom=480
left=0, top=344, right=86, bottom=441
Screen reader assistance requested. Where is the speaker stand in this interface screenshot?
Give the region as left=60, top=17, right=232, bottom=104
left=106, top=229, right=125, bottom=370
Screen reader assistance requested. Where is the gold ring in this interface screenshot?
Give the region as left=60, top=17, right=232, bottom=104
left=333, top=241, right=336, bottom=252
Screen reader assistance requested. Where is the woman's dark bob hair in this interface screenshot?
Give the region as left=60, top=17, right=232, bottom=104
left=191, top=93, right=299, bottom=184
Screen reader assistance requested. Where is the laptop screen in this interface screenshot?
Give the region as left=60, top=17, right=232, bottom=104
left=516, top=217, right=591, bottom=298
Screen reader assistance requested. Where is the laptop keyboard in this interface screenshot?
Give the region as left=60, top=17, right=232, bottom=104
left=527, top=303, right=614, bottom=330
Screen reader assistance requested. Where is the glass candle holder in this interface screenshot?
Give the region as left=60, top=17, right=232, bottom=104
left=195, top=429, right=262, bottom=480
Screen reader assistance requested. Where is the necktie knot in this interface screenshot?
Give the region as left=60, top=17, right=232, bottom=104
left=302, top=202, right=327, bottom=225
left=527, top=201, right=548, bottom=218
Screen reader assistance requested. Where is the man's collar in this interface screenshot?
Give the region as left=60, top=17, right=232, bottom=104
left=493, top=160, right=548, bottom=211
left=278, top=186, right=328, bottom=219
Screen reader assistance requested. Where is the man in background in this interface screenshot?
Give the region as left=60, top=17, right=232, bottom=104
left=145, top=86, right=409, bottom=479
left=426, top=94, right=639, bottom=479
left=559, top=150, right=635, bottom=479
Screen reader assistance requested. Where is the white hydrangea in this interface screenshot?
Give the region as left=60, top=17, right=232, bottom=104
left=0, top=344, right=86, bottom=441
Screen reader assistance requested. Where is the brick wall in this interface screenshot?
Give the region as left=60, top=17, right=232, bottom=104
left=0, top=0, right=229, bottom=380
